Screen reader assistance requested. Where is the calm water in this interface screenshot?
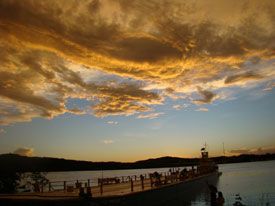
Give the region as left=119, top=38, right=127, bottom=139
left=45, top=160, right=275, bottom=206
left=192, top=160, right=275, bottom=206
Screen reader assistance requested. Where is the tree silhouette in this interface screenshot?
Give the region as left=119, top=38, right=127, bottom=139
left=0, top=170, right=21, bottom=193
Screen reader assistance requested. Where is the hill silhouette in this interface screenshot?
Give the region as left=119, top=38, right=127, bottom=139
left=0, top=153, right=274, bottom=172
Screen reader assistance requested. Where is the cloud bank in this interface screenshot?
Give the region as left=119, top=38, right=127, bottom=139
left=0, top=0, right=275, bottom=125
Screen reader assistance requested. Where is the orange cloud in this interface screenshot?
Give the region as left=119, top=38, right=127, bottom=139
left=173, top=105, right=181, bottom=111
left=103, top=140, right=114, bottom=144
left=14, top=147, right=34, bottom=157
left=173, top=104, right=190, bottom=111
left=196, top=108, right=209, bottom=112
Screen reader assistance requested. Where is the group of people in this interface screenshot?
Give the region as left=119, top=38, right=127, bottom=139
left=207, top=182, right=225, bottom=206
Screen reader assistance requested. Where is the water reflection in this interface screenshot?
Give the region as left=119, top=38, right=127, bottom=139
left=151, top=175, right=219, bottom=206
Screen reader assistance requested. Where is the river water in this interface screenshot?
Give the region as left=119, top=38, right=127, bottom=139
left=45, top=160, right=275, bottom=206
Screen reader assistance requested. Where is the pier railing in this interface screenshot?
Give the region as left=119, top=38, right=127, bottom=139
left=25, top=169, right=210, bottom=196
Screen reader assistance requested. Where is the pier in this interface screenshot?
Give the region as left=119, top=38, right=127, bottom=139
left=0, top=169, right=216, bottom=199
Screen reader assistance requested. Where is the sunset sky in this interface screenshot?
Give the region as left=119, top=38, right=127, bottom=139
left=0, top=0, right=274, bottom=162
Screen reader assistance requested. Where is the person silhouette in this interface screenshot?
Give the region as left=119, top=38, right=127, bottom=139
left=216, top=191, right=225, bottom=206
left=206, top=181, right=217, bottom=206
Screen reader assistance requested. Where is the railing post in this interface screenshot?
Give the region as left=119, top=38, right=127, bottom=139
left=75, top=180, right=79, bottom=189
left=140, top=175, right=144, bottom=190
left=135, top=175, right=137, bottom=181
left=49, top=182, right=51, bottom=192
left=64, top=181, right=66, bottom=190
left=41, top=182, right=44, bottom=193
left=88, top=179, right=90, bottom=187
left=100, top=180, right=103, bottom=195
left=79, top=187, right=84, bottom=196
left=87, top=186, right=92, bottom=197
left=150, top=176, right=153, bottom=187
left=122, top=176, right=124, bottom=183
left=131, top=178, right=134, bottom=192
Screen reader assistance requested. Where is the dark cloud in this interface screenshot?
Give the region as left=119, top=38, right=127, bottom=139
left=193, top=88, right=218, bottom=105
left=0, top=71, right=66, bottom=115
left=225, top=71, right=263, bottom=84
left=106, top=36, right=182, bottom=64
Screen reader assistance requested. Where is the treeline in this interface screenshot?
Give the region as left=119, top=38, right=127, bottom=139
left=0, top=153, right=274, bottom=172
left=213, top=153, right=275, bottom=164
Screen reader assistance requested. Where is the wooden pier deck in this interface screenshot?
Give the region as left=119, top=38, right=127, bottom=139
left=11, top=178, right=154, bottom=198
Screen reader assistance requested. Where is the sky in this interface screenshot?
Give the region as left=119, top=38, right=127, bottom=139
left=0, top=0, right=274, bottom=162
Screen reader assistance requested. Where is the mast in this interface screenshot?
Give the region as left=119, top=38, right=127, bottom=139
left=201, top=142, right=208, bottom=160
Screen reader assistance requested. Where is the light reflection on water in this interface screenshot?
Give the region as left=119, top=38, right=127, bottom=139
left=45, top=160, right=275, bottom=206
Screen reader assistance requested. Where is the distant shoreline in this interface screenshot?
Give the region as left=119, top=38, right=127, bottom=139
left=0, top=153, right=274, bottom=173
